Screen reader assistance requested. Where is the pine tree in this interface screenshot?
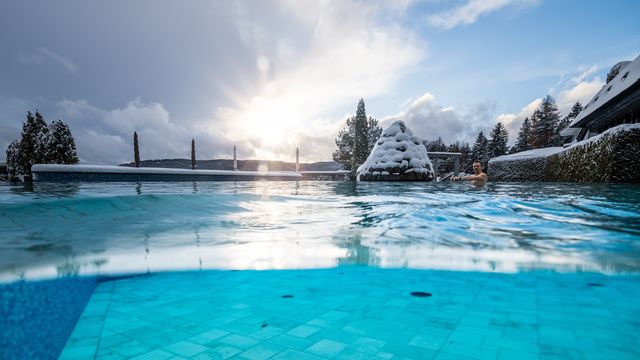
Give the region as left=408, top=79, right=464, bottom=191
left=332, top=99, right=382, bottom=175
left=471, top=131, right=489, bottom=166
left=352, top=99, right=369, bottom=177
left=47, top=119, right=79, bottom=164
left=6, top=140, right=23, bottom=178
left=487, top=122, right=509, bottom=158
left=18, top=111, right=50, bottom=176
left=530, top=95, right=561, bottom=148
left=333, top=116, right=355, bottom=169
left=133, top=131, right=140, bottom=167
left=191, top=139, right=196, bottom=170
left=367, top=116, right=382, bottom=153
left=460, top=142, right=472, bottom=171
left=512, top=117, right=532, bottom=153
left=554, top=102, right=583, bottom=145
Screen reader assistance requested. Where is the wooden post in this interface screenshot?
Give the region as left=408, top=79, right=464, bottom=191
left=454, top=156, right=460, bottom=174
left=432, top=156, right=439, bottom=179
left=233, top=145, right=238, bottom=171
left=191, top=139, right=196, bottom=170
left=295, top=147, right=300, bottom=172
left=133, top=131, right=140, bottom=168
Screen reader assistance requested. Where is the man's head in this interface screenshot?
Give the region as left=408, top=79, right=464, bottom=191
left=472, top=160, right=482, bottom=175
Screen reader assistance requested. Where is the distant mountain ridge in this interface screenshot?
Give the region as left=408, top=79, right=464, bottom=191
left=119, top=159, right=343, bottom=172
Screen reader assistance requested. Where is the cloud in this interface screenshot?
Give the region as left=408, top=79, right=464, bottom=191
left=496, top=98, right=541, bottom=142
left=496, top=68, right=603, bottom=144
left=214, top=0, right=425, bottom=162
left=380, top=92, right=496, bottom=145
left=56, top=98, right=233, bottom=164
left=427, top=0, right=540, bottom=30
left=19, top=47, right=78, bottom=72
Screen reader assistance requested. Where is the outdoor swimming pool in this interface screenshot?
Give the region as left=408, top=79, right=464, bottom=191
left=1, top=181, right=640, bottom=359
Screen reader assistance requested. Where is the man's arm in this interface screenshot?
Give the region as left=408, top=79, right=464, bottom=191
left=460, top=174, right=487, bottom=181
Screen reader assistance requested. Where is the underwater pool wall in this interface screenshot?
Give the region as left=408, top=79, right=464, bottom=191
left=0, top=277, right=98, bottom=360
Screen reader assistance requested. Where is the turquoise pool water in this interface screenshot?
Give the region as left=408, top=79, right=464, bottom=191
left=1, top=181, right=640, bottom=359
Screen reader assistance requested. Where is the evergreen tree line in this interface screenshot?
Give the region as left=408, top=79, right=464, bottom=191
left=6, top=111, right=78, bottom=177
left=426, top=96, right=583, bottom=171
left=512, top=96, right=583, bottom=153
left=332, top=98, right=382, bottom=178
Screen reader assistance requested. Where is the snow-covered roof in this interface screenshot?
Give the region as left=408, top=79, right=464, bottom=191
left=357, top=120, right=433, bottom=176
left=492, top=123, right=640, bottom=163
left=567, top=54, right=640, bottom=129
left=31, top=164, right=302, bottom=178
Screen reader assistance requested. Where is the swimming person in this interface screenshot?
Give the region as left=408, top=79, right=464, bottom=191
left=452, top=160, right=488, bottom=185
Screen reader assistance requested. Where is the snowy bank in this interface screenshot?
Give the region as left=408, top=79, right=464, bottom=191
left=489, top=124, right=640, bottom=182
left=31, top=164, right=302, bottom=182
left=357, top=121, right=434, bottom=181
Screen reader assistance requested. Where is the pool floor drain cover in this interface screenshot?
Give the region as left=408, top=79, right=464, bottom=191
left=281, top=294, right=294, bottom=298
left=410, top=291, right=432, bottom=297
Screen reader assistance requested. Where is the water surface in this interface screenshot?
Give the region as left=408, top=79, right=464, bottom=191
left=2, top=181, right=639, bottom=281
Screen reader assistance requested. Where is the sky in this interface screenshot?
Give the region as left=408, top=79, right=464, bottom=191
left=1, top=0, right=639, bottom=164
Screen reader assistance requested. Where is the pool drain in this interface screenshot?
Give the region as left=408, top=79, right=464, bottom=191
left=587, top=283, right=604, bottom=287
left=410, top=291, right=432, bottom=297
left=281, top=294, right=294, bottom=298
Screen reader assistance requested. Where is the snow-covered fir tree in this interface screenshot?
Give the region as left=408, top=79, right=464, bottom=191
left=553, top=102, right=583, bottom=145
left=353, top=98, right=369, bottom=177
left=530, top=95, right=561, bottom=148
left=367, top=116, right=382, bottom=153
left=511, top=117, right=532, bottom=153
left=332, top=99, right=382, bottom=176
left=18, top=111, right=49, bottom=176
left=47, top=119, right=79, bottom=164
left=5, top=140, right=22, bottom=178
left=487, top=122, right=509, bottom=158
left=5, top=111, right=80, bottom=178
left=471, top=131, right=489, bottom=166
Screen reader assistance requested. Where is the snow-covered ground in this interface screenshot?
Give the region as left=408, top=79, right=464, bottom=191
left=357, top=120, right=433, bottom=178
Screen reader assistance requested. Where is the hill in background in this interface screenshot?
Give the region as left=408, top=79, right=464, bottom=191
left=119, top=159, right=343, bottom=172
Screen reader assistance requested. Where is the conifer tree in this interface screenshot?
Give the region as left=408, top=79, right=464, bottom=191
left=471, top=131, right=489, bottom=166
left=554, top=102, right=583, bottom=145
left=18, top=111, right=50, bottom=176
left=191, top=139, right=196, bottom=170
left=487, top=122, right=509, bottom=158
left=133, top=131, right=140, bottom=167
left=47, top=119, right=79, bottom=164
left=460, top=142, right=472, bottom=171
left=512, top=117, right=532, bottom=153
left=367, top=116, right=382, bottom=153
left=332, top=99, right=382, bottom=176
left=6, top=140, right=22, bottom=178
left=530, top=95, right=561, bottom=148
left=352, top=99, right=369, bottom=177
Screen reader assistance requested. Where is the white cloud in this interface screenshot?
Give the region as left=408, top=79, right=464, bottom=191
left=427, top=0, right=540, bottom=30
left=56, top=98, right=233, bottom=165
left=19, top=47, right=78, bottom=73
left=495, top=70, right=603, bottom=144
left=557, top=78, right=603, bottom=112
left=215, top=0, right=425, bottom=162
left=496, top=98, right=541, bottom=143
left=380, top=92, right=496, bottom=145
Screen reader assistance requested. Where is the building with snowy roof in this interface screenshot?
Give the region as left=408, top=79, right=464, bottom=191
left=357, top=120, right=434, bottom=181
left=561, top=54, right=640, bottom=142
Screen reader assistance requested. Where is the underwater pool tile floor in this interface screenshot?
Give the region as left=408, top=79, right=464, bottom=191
left=60, top=268, right=640, bottom=360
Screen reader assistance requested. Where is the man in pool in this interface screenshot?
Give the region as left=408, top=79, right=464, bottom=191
left=452, top=160, right=488, bottom=185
